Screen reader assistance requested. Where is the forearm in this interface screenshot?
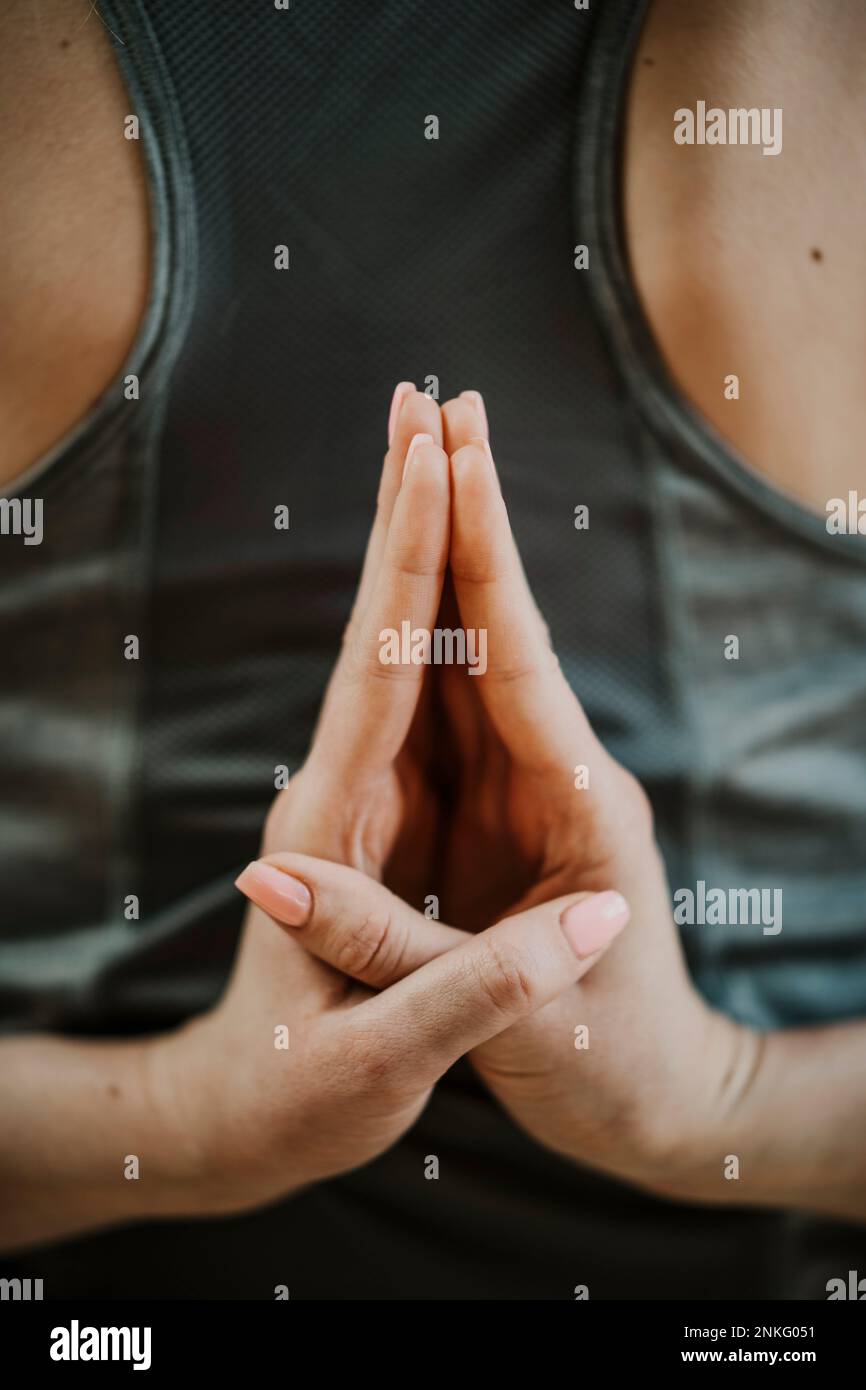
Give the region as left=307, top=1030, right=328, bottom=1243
left=666, top=1017, right=866, bottom=1224
left=0, top=1031, right=222, bottom=1253
left=729, top=1019, right=866, bottom=1223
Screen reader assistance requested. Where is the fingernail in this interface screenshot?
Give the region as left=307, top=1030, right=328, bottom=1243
left=235, top=862, right=312, bottom=926
left=560, top=892, right=629, bottom=959
left=468, top=435, right=500, bottom=493
left=469, top=434, right=493, bottom=463
left=460, top=389, right=488, bottom=439
left=402, top=432, right=434, bottom=482
left=388, top=381, right=416, bottom=447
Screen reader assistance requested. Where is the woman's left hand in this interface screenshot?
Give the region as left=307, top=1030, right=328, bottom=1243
left=441, top=403, right=762, bottom=1199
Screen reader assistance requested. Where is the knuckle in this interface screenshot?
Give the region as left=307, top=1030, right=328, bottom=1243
left=351, top=644, right=424, bottom=684
left=448, top=556, right=502, bottom=587
left=388, top=538, right=448, bottom=580
left=406, top=388, right=438, bottom=417
left=473, top=939, right=536, bottom=1017
left=450, top=441, right=487, bottom=474
left=334, top=906, right=405, bottom=983
left=617, top=768, right=655, bottom=838
left=483, top=656, right=536, bottom=685
left=343, top=1026, right=405, bottom=1097
left=262, top=774, right=306, bottom=851
left=358, top=1044, right=399, bottom=1093
left=262, top=797, right=283, bottom=849
left=590, top=761, right=655, bottom=855
left=543, top=643, right=563, bottom=673
left=475, top=636, right=552, bottom=686
left=537, top=611, right=554, bottom=651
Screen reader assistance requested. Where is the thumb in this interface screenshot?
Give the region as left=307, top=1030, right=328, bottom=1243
left=235, top=852, right=467, bottom=988
left=351, top=891, right=630, bottom=1090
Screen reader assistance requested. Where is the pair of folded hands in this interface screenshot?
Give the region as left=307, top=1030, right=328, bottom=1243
left=173, top=385, right=759, bottom=1211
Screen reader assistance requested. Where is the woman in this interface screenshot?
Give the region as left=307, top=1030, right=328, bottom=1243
left=1, top=0, right=865, bottom=1299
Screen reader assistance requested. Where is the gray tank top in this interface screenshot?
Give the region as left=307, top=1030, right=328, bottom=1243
left=2, top=0, right=865, bottom=1299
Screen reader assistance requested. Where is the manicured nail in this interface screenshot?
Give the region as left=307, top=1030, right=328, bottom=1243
left=388, top=381, right=416, bottom=446
left=460, top=390, right=488, bottom=439
left=560, top=892, right=629, bottom=959
left=402, top=432, right=433, bottom=481
left=235, top=862, right=312, bottom=926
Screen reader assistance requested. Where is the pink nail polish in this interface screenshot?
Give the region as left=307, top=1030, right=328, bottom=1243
left=235, top=862, right=312, bottom=925
left=387, top=381, right=416, bottom=447
left=560, top=892, right=629, bottom=959
left=460, top=389, right=489, bottom=439
left=402, top=432, right=434, bottom=481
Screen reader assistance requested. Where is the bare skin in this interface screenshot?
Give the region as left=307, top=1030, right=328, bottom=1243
left=1, top=2, right=865, bottom=1253
left=0, top=0, right=148, bottom=487
left=624, top=0, right=866, bottom=512
left=246, top=392, right=866, bottom=1226
left=3, top=387, right=866, bottom=1253
left=2, top=0, right=863, bottom=508
left=0, top=397, right=628, bottom=1251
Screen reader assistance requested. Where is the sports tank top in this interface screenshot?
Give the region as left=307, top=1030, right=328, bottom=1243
left=2, top=0, right=865, bottom=1298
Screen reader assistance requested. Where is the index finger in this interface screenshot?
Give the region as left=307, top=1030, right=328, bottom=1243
left=449, top=435, right=603, bottom=776
left=344, top=386, right=443, bottom=649
left=349, top=889, right=629, bottom=1089
left=310, top=433, right=450, bottom=779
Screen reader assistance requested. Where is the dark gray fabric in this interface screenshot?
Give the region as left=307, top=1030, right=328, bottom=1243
left=1, top=0, right=865, bottom=1298
left=576, top=0, right=866, bottom=1030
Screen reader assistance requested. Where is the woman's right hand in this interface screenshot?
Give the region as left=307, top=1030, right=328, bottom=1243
left=150, top=387, right=617, bottom=1215
left=0, top=386, right=482, bottom=1249
left=148, top=385, right=450, bottom=1209
left=156, top=845, right=615, bottom=1215
left=262, top=383, right=445, bottom=885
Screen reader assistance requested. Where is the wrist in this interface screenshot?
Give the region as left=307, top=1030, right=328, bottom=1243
left=628, top=1004, right=767, bottom=1205
left=701, top=1022, right=866, bottom=1220
left=150, top=1002, right=325, bottom=1218
left=143, top=1016, right=272, bottom=1218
